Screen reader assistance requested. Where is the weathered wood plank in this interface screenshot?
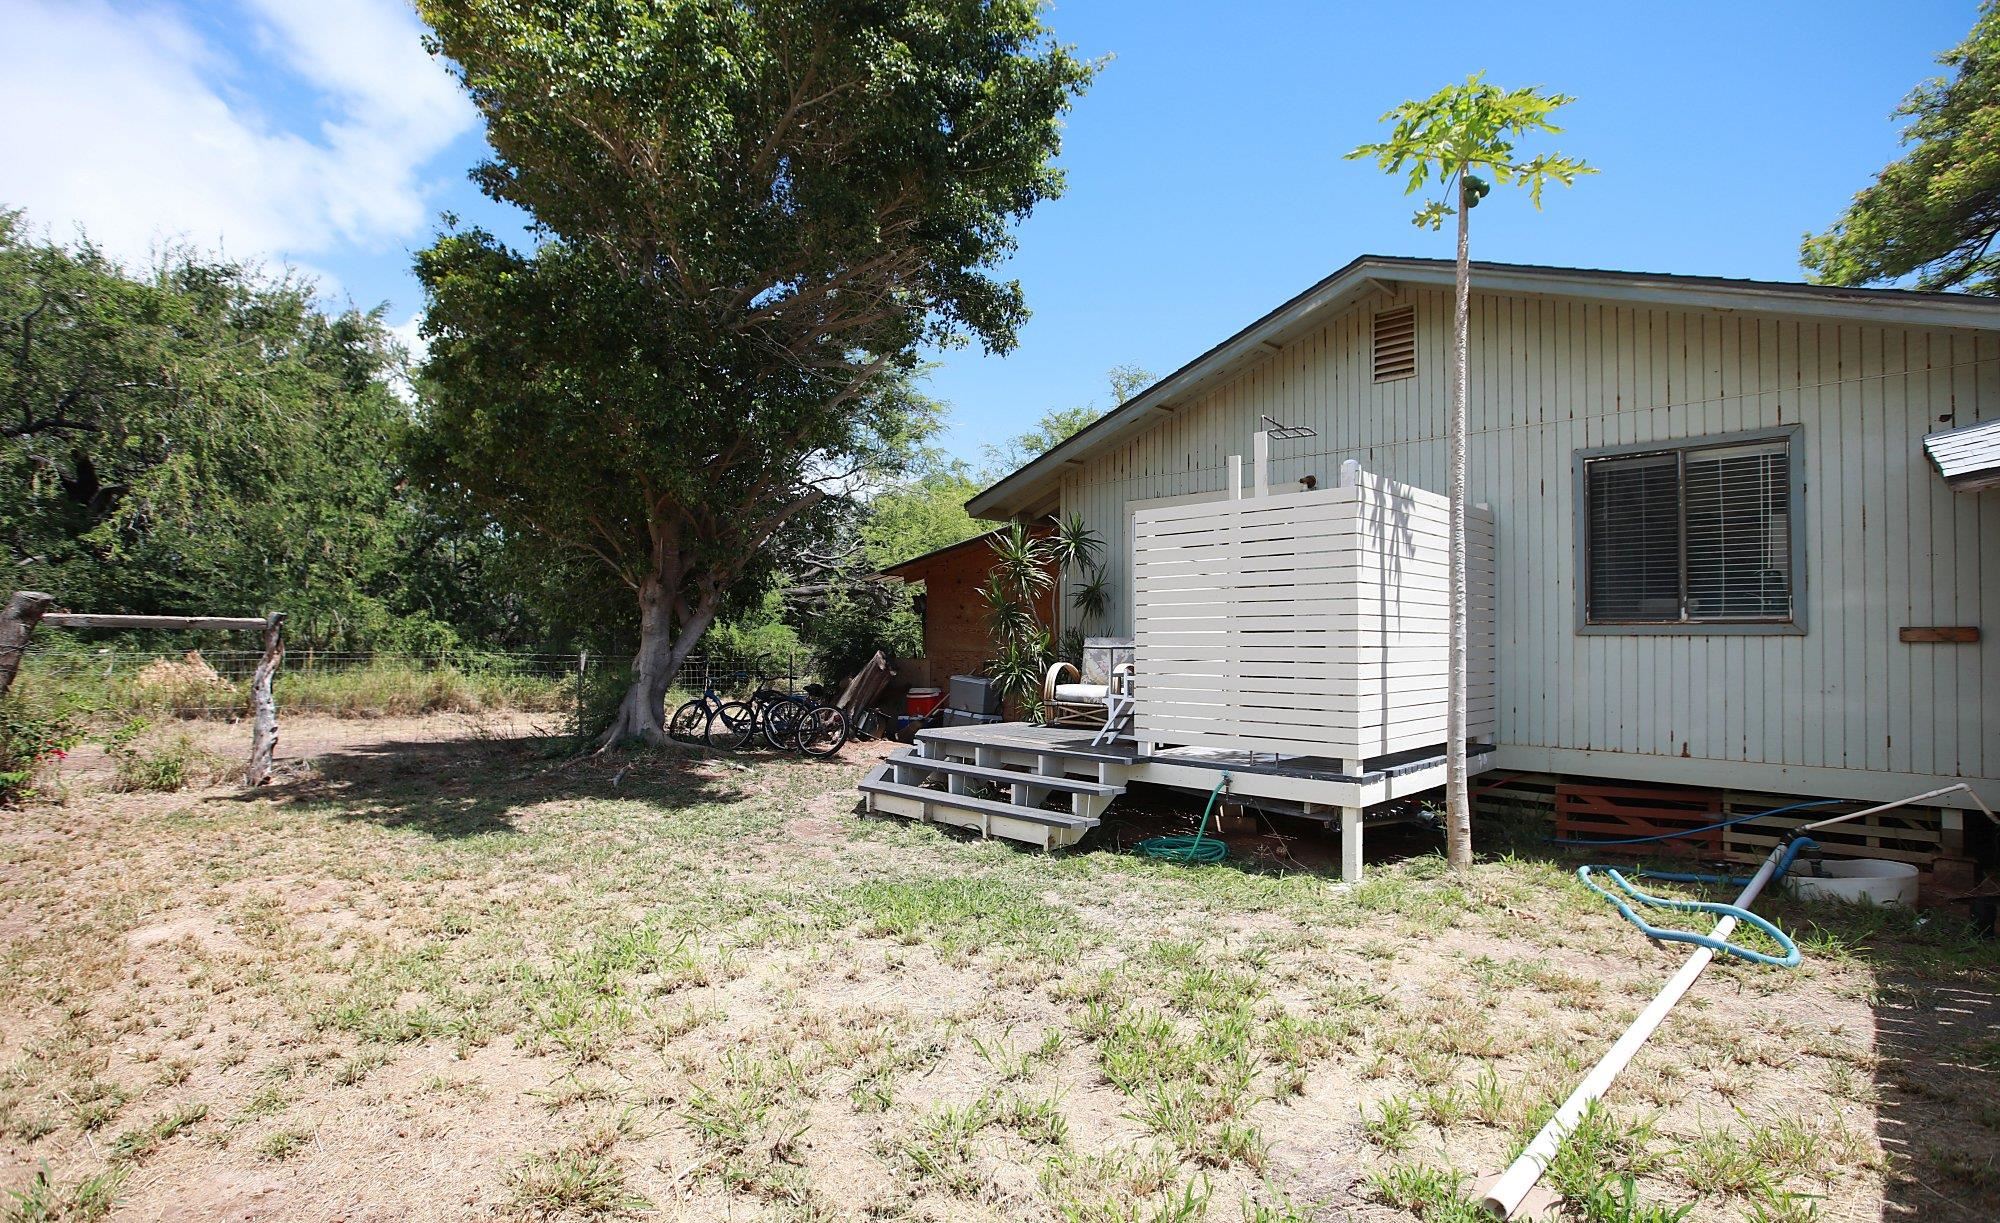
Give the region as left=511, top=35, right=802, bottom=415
left=42, top=613, right=270, bottom=632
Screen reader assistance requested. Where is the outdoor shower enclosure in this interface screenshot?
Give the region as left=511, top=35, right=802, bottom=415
left=1129, top=462, right=1496, bottom=771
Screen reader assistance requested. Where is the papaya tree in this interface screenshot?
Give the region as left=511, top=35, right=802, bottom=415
left=412, top=0, right=1095, bottom=744
left=1348, top=75, right=1593, bottom=871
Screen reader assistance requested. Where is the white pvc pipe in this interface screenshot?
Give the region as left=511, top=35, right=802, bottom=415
left=1480, top=848, right=1783, bottom=1217
left=1481, top=782, right=1991, bottom=1218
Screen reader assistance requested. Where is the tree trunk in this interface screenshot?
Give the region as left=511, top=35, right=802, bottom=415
left=1445, top=168, right=1473, bottom=873
left=246, top=612, right=285, bottom=786
left=0, top=592, right=54, bottom=699
left=596, top=575, right=719, bottom=749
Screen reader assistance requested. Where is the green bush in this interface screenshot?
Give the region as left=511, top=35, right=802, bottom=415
left=109, top=727, right=225, bottom=793
left=0, top=689, right=85, bottom=804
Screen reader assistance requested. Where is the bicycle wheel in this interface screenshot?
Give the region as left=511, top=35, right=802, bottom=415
left=795, top=706, right=848, bottom=758
left=706, top=700, right=758, bottom=750
left=669, top=699, right=709, bottom=743
left=761, top=698, right=807, bottom=751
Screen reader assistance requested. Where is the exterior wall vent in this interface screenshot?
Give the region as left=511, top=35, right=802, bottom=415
left=1372, top=305, right=1417, bottom=382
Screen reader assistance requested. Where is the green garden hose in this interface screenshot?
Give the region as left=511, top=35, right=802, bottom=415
left=1136, top=773, right=1231, bottom=865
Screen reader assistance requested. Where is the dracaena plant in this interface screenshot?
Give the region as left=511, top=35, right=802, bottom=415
left=982, top=513, right=1109, bottom=718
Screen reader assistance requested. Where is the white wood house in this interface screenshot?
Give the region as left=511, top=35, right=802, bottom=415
left=862, top=257, right=2000, bottom=874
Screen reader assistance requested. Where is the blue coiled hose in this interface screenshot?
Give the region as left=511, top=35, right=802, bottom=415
left=1577, top=837, right=1820, bottom=968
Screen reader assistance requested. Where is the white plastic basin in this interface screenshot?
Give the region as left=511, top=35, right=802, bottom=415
left=1788, top=858, right=1920, bottom=907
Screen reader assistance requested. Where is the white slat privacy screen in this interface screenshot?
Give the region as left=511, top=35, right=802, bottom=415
left=1130, top=471, right=1496, bottom=762
left=1372, top=306, right=1416, bottom=382
left=1584, top=437, right=1792, bottom=624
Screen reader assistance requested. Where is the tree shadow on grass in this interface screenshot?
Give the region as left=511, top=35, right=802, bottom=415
left=1791, top=901, right=2000, bottom=1222
left=243, top=732, right=749, bottom=839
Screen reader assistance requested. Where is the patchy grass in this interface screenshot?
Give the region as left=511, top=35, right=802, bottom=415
left=0, top=718, right=1993, bottom=1220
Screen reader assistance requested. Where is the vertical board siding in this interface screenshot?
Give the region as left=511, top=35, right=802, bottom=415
left=1060, top=287, right=2000, bottom=802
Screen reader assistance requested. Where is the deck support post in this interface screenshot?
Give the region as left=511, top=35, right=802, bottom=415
left=1340, top=807, right=1364, bottom=883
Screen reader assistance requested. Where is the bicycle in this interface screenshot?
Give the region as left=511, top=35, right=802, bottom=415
left=791, top=682, right=849, bottom=759
left=742, top=675, right=807, bottom=751
left=668, top=672, right=756, bottom=749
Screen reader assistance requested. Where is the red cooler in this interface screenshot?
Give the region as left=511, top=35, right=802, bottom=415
left=906, top=687, right=944, bottom=718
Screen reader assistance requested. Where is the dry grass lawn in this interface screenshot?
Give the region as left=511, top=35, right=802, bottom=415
left=0, top=718, right=1995, bottom=1221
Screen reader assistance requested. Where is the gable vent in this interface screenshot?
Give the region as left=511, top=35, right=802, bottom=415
left=1372, top=305, right=1417, bottom=382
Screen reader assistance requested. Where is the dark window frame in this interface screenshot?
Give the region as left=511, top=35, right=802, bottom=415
left=1573, top=426, right=1805, bottom=636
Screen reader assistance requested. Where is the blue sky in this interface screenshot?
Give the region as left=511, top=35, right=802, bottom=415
left=0, top=0, right=1977, bottom=462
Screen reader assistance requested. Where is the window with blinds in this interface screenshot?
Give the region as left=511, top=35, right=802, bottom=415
left=1582, top=436, right=1792, bottom=625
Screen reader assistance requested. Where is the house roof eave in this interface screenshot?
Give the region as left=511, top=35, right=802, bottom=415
left=966, top=256, right=2000, bottom=520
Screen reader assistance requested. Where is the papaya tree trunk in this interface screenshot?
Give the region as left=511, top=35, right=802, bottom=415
left=1445, top=166, right=1473, bottom=873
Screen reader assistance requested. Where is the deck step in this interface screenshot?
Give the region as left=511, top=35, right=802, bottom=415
left=859, top=772, right=1101, bottom=830
left=886, top=750, right=1121, bottom=796
left=914, top=728, right=1132, bottom=764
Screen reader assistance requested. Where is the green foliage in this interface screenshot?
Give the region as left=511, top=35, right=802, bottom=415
left=1347, top=72, right=1594, bottom=230
left=980, top=512, right=1106, bottom=716
left=1804, top=4, right=2000, bottom=292
left=109, top=729, right=223, bottom=793
left=1052, top=512, right=1106, bottom=574
left=860, top=467, right=985, bottom=572
left=1363, top=1162, right=1483, bottom=1222
left=3, top=1161, right=127, bottom=1221
left=801, top=583, right=922, bottom=688
left=412, top=0, right=1095, bottom=738
left=981, top=523, right=1053, bottom=713
left=980, top=364, right=1151, bottom=477
left=0, top=211, right=509, bottom=651
left=702, top=591, right=805, bottom=678
left=0, top=689, right=83, bottom=804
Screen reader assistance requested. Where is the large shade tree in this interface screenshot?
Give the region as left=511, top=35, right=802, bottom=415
left=413, top=0, right=1094, bottom=745
left=1349, top=76, right=1592, bottom=872
left=0, top=210, right=497, bottom=651
left=1804, top=2, right=2000, bottom=293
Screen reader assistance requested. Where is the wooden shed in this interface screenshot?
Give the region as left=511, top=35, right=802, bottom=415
left=875, top=527, right=1054, bottom=689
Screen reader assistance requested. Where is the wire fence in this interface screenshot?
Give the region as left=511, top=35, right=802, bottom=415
left=11, top=647, right=820, bottom=788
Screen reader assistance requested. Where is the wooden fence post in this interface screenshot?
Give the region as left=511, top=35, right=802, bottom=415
left=246, top=611, right=286, bottom=786
left=0, top=592, right=55, bottom=699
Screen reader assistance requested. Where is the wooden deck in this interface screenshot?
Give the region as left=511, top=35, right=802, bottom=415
left=858, top=721, right=1495, bottom=880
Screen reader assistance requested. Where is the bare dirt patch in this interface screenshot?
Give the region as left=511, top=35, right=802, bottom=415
left=0, top=715, right=1993, bottom=1222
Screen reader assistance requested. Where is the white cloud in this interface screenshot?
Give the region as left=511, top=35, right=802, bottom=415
left=0, top=0, right=476, bottom=265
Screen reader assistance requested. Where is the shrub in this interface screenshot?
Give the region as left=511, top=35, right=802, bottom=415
left=0, top=690, right=85, bottom=803
left=109, top=726, right=226, bottom=793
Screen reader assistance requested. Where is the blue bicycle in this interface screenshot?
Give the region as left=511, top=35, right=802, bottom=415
left=668, top=672, right=755, bottom=749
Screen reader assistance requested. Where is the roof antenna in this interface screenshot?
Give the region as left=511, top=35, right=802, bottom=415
left=1259, top=415, right=1318, bottom=441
